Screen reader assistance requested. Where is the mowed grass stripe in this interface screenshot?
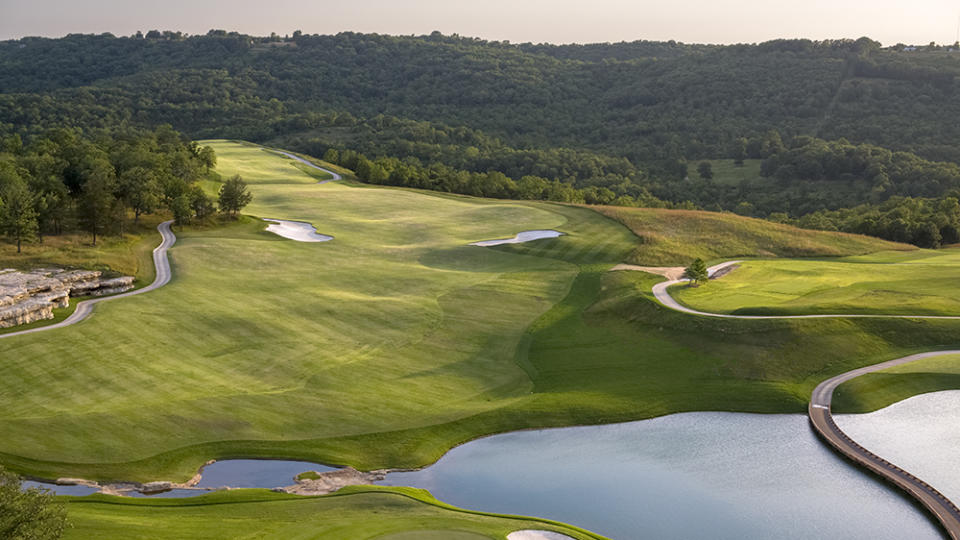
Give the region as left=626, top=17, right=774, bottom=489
left=0, top=141, right=615, bottom=480
left=672, top=250, right=960, bottom=316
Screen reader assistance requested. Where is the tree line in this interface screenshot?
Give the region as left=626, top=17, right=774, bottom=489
left=4, top=31, right=960, bottom=249
left=780, top=195, right=960, bottom=248
left=0, top=126, right=251, bottom=252
left=321, top=147, right=682, bottom=208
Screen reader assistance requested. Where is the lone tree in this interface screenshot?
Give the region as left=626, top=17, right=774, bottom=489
left=0, top=465, right=68, bottom=539
left=218, top=174, right=252, bottom=217
left=697, top=161, right=714, bottom=180
left=0, top=179, right=39, bottom=253
left=683, top=258, right=709, bottom=286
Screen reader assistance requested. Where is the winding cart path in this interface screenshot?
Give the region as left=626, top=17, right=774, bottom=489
left=0, top=220, right=176, bottom=340
left=647, top=261, right=960, bottom=539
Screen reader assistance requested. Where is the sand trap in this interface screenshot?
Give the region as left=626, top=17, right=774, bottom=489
left=469, top=230, right=563, bottom=247
left=611, top=264, right=685, bottom=280
left=507, top=531, right=576, bottom=540
left=263, top=219, right=333, bottom=242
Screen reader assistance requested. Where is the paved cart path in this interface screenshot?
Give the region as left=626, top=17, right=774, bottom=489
left=272, top=150, right=342, bottom=182
left=0, top=220, right=176, bottom=340
left=809, top=351, right=960, bottom=540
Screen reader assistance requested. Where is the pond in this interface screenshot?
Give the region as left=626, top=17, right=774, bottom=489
left=378, top=411, right=943, bottom=540
left=26, top=394, right=960, bottom=540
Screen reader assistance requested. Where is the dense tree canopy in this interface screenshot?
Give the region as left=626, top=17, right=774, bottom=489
left=2, top=31, right=960, bottom=247
left=0, top=466, right=67, bottom=539
left=0, top=126, right=214, bottom=248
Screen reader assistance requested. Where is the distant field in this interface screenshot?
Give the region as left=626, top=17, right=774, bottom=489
left=63, top=486, right=601, bottom=540
left=594, top=206, right=909, bottom=266
left=698, top=159, right=763, bottom=185
left=833, top=353, right=960, bottom=413
left=671, top=249, right=960, bottom=316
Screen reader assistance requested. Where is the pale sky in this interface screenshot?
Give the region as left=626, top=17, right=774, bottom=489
left=2, top=0, right=959, bottom=45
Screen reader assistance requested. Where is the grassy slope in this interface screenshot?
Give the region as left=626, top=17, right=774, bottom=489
left=671, top=249, right=960, bottom=316
left=62, top=486, right=604, bottom=540
left=833, top=353, right=960, bottom=413
left=594, top=206, right=910, bottom=266
left=0, top=141, right=631, bottom=481
left=5, top=141, right=960, bottom=489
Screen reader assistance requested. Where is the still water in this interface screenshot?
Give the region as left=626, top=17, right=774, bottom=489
left=27, top=394, right=960, bottom=539
left=379, top=411, right=944, bottom=540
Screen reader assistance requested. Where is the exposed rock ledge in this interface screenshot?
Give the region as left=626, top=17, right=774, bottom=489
left=281, top=467, right=386, bottom=495
left=0, top=268, right=134, bottom=328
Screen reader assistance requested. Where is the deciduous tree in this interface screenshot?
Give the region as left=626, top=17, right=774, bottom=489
left=683, top=258, right=709, bottom=285
left=217, top=174, right=252, bottom=217
left=0, top=178, right=39, bottom=253
left=0, top=466, right=68, bottom=539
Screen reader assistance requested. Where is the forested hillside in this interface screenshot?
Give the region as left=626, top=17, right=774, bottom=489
left=2, top=31, right=960, bottom=245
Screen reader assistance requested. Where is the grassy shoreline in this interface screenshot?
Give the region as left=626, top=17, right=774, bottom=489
left=61, top=486, right=607, bottom=540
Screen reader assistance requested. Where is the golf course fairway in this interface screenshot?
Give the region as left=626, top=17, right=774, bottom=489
left=5, top=140, right=960, bottom=491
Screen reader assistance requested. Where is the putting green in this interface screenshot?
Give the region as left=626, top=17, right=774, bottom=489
left=62, top=486, right=602, bottom=539
left=670, top=250, right=960, bottom=316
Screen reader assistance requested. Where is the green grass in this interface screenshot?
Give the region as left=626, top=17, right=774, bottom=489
left=296, top=470, right=322, bottom=481
left=0, top=140, right=632, bottom=481
left=697, top=159, right=763, bottom=185
left=594, top=206, right=910, bottom=266
left=671, top=249, right=960, bottom=316
left=833, top=353, right=960, bottom=413
left=62, top=486, right=605, bottom=540
left=4, top=140, right=960, bottom=491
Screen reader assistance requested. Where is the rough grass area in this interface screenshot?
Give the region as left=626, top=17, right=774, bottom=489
left=833, top=353, right=960, bottom=413
left=62, top=486, right=604, bottom=540
left=0, top=213, right=166, bottom=283
left=594, top=206, right=910, bottom=266
left=5, top=141, right=959, bottom=487
left=671, top=249, right=960, bottom=316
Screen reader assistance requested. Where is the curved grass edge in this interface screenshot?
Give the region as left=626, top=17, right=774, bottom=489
left=832, top=352, right=960, bottom=413
left=59, top=485, right=608, bottom=540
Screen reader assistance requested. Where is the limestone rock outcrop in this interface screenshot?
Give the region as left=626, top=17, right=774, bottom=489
left=0, top=268, right=135, bottom=328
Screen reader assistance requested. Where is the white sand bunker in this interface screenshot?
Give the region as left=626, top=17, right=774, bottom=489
left=470, top=230, right=563, bottom=247
left=263, top=219, right=333, bottom=242
left=507, top=531, right=576, bottom=540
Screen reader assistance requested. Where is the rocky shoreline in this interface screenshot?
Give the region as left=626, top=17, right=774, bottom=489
left=0, top=268, right=134, bottom=328
left=41, top=462, right=385, bottom=498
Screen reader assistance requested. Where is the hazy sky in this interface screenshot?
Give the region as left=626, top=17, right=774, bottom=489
left=3, top=0, right=960, bottom=45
